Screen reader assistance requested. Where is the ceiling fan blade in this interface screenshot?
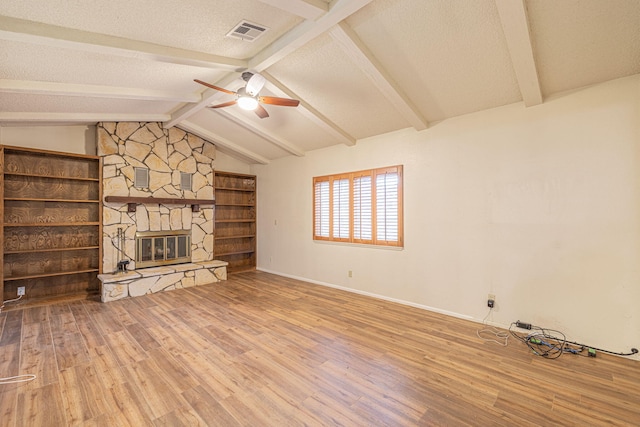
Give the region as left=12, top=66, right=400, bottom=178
left=208, top=100, right=238, bottom=109
left=194, top=79, right=237, bottom=95
left=258, top=96, right=300, bottom=107
left=254, top=104, right=269, bottom=119
left=245, top=73, right=266, bottom=96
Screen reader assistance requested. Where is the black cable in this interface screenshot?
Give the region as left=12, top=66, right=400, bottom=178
left=510, top=321, right=639, bottom=359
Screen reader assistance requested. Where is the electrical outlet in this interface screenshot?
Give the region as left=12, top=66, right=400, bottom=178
left=487, top=293, right=495, bottom=308
left=348, top=270, right=353, bottom=278
left=17, top=286, right=25, bottom=296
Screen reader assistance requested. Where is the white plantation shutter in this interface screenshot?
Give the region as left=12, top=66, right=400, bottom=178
left=313, top=165, right=402, bottom=247
left=333, top=178, right=350, bottom=239
left=353, top=174, right=372, bottom=242
left=375, top=170, right=399, bottom=243
left=314, top=179, right=330, bottom=238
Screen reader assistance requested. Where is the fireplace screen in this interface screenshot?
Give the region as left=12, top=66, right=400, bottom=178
left=135, top=230, right=191, bottom=268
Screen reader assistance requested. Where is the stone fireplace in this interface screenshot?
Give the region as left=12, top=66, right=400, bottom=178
left=97, top=122, right=227, bottom=302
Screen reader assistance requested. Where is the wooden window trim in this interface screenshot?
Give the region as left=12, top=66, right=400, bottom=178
left=313, top=165, right=403, bottom=247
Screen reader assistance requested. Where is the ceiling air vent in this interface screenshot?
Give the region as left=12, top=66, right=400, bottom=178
left=226, top=20, right=269, bottom=42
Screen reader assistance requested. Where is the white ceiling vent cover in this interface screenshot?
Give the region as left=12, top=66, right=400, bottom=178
left=226, top=20, right=269, bottom=42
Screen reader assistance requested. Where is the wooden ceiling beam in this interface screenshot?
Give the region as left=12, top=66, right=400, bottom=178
left=0, top=15, right=246, bottom=71
left=0, top=79, right=200, bottom=103
left=0, top=112, right=169, bottom=124
left=261, top=71, right=356, bottom=146
left=164, top=73, right=242, bottom=128
left=256, top=0, right=328, bottom=20
left=248, top=0, right=373, bottom=71
left=329, top=22, right=428, bottom=131
left=167, top=1, right=367, bottom=145
left=216, top=109, right=306, bottom=157
left=495, top=0, right=543, bottom=107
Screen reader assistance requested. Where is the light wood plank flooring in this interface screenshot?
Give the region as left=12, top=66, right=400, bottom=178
left=1, top=271, right=639, bottom=426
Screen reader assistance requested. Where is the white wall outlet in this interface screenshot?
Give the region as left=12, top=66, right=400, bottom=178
left=348, top=270, right=353, bottom=278
left=17, top=286, right=26, bottom=296
left=488, top=293, right=496, bottom=302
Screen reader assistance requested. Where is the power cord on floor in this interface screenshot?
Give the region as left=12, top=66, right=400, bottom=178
left=509, top=321, right=639, bottom=359
left=0, top=294, right=22, bottom=314
left=0, top=295, right=37, bottom=385
left=476, top=307, right=509, bottom=346
left=509, top=323, right=568, bottom=359
left=0, top=374, right=37, bottom=385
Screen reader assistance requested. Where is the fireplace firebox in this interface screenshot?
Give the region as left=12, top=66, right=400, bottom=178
left=135, top=230, right=191, bottom=268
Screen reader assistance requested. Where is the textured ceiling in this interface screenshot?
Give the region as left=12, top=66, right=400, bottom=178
left=1, top=0, right=639, bottom=164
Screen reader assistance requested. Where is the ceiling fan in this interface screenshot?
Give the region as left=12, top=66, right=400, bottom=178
left=194, top=72, right=300, bottom=119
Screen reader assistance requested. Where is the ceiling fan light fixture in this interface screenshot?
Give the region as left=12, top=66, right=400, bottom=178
left=237, top=95, right=259, bottom=111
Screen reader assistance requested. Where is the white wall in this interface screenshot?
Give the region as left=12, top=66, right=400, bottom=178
left=0, top=125, right=97, bottom=155
left=253, top=74, right=640, bottom=358
left=214, top=150, right=253, bottom=174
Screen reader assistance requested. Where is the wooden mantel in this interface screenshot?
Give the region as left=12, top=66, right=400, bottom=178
left=104, top=196, right=215, bottom=212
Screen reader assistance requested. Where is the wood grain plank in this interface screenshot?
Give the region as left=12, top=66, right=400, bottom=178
left=15, top=383, right=66, bottom=427
left=58, top=364, right=110, bottom=424
left=122, top=358, right=189, bottom=419
left=180, top=386, right=240, bottom=426
left=19, top=321, right=57, bottom=388
left=0, top=310, right=22, bottom=347
left=0, top=387, right=19, bottom=427
left=52, top=332, right=91, bottom=370
left=101, top=330, right=147, bottom=367
left=84, top=344, right=128, bottom=390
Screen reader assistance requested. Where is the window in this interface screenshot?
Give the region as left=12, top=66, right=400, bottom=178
left=313, top=165, right=403, bottom=247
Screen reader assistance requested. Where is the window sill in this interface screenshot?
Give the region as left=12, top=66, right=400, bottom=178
left=313, top=239, right=404, bottom=251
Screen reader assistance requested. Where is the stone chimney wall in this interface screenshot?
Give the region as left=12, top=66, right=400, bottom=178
left=98, top=122, right=215, bottom=273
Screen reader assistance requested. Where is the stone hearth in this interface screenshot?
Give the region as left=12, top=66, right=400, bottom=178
left=97, top=122, right=226, bottom=302
left=99, top=260, right=227, bottom=302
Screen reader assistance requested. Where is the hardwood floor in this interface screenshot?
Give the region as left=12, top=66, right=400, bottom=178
left=1, top=271, right=639, bottom=426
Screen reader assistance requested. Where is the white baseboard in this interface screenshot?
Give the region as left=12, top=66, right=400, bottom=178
left=256, top=267, right=477, bottom=323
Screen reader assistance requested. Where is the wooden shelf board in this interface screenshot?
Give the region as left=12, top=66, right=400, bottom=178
left=4, top=172, right=100, bottom=182
left=4, top=269, right=100, bottom=281
left=4, top=246, right=100, bottom=255
left=214, top=250, right=256, bottom=256
left=216, top=203, right=255, bottom=207
left=5, top=197, right=100, bottom=203
left=4, top=222, right=101, bottom=227
left=3, top=145, right=100, bottom=160
left=215, top=235, right=256, bottom=240
left=214, top=186, right=255, bottom=192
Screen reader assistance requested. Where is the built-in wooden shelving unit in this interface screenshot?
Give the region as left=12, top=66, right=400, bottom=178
left=214, top=171, right=256, bottom=273
left=1, top=145, right=102, bottom=306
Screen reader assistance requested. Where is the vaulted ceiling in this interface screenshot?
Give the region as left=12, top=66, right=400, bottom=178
left=1, top=0, right=639, bottom=164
